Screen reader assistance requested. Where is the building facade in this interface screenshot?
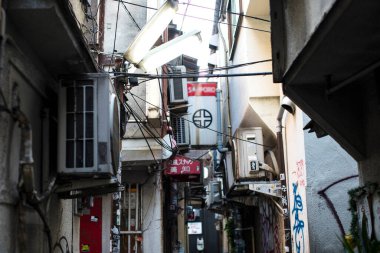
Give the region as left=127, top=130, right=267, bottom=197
left=270, top=0, right=380, bottom=250
left=207, top=0, right=359, bottom=252
left=0, top=1, right=119, bottom=252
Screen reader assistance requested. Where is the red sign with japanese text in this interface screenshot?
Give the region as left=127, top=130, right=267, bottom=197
left=164, top=155, right=202, bottom=182
left=187, top=82, right=217, bottom=97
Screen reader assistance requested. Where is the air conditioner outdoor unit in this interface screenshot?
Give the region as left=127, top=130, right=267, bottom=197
left=235, top=127, right=266, bottom=180
left=58, top=73, right=120, bottom=178
left=172, top=114, right=189, bottom=146
left=169, top=65, right=188, bottom=104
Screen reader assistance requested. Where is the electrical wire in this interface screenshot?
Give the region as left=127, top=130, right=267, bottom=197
left=113, top=83, right=168, bottom=152
left=124, top=102, right=159, bottom=163
left=115, top=0, right=270, bottom=33
left=179, top=0, right=191, bottom=30
left=114, top=59, right=272, bottom=78
left=124, top=101, right=173, bottom=152
left=123, top=99, right=174, bottom=153
left=121, top=1, right=142, bottom=31
left=129, top=92, right=173, bottom=150
left=109, top=0, right=122, bottom=68
left=129, top=92, right=274, bottom=148
left=166, top=59, right=272, bottom=75
left=30, top=202, right=53, bottom=253
left=156, top=67, right=175, bottom=149
left=179, top=2, right=270, bottom=23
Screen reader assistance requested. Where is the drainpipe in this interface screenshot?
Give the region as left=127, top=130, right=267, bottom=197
left=12, top=97, right=56, bottom=252
left=216, top=89, right=228, bottom=153
left=276, top=96, right=295, bottom=253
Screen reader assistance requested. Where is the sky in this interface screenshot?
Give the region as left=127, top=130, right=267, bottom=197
left=172, top=0, right=217, bottom=69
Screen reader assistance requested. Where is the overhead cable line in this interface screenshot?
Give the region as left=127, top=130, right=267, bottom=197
left=129, top=93, right=174, bottom=151
left=166, top=59, right=272, bottom=74
left=111, top=60, right=272, bottom=82
left=116, top=90, right=173, bottom=152
left=124, top=102, right=173, bottom=152
left=124, top=103, right=159, bottom=163
left=179, top=2, right=271, bottom=23
left=112, top=71, right=272, bottom=79
left=129, top=92, right=274, bottom=148
left=115, top=0, right=270, bottom=33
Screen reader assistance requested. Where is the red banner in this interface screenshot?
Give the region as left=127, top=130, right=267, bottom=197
left=187, top=82, right=217, bottom=97
left=164, top=155, right=202, bottom=182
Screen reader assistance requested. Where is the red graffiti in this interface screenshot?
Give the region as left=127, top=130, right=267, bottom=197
left=293, top=160, right=306, bottom=187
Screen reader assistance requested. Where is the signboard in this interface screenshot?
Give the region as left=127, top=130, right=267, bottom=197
left=188, top=222, right=202, bottom=235
left=164, top=155, right=202, bottom=182
left=187, top=82, right=217, bottom=146
left=188, top=82, right=217, bottom=96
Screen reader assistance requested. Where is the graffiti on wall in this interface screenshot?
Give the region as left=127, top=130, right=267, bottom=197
left=292, top=182, right=305, bottom=253
left=292, top=160, right=306, bottom=187
left=289, top=159, right=307, bottom=253
left=259, top=198, right=282, bottom=253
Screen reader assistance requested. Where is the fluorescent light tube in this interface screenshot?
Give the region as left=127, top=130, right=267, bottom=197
left=137, top=30, right=202, bottom=72
left=124, top=0, right=178, bottom=64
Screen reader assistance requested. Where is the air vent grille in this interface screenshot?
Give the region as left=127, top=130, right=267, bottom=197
left=65, top=80, right=95, bottom=169
left=172, top=115, right=189, bottom=145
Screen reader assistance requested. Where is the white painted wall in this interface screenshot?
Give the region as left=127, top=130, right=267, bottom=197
left=142, top=172, right=164, bottom=253
left=102, top=194, right=113, bottom=253
left=218, top=12, right=280, bottom=136
left=283, top=109, right=310, bottom=253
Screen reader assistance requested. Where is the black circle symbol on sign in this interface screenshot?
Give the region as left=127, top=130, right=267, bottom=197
left=192, top=109, right=212, bottom=128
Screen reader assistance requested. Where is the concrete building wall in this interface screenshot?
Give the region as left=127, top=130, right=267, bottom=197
left=142, top=172, right=164, bottom=253
left=359, top=78, right=380, bottom=185
left=2, top=6, right=115, bottom=253
left=1, top=21, right=74, bottom=253
left=103, top=0, right=147, bottom=55
left=283, top=0, right=336, bottom=72
left=303, top=114, right=358, bottom=252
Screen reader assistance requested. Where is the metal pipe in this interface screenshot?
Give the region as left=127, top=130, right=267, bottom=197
left=276, top=96, right=294, bottom=253
left=128, top=184, right=131, bottom=253
left=217, top=16, right=232, bottom=140
left=136, top=184, right=139, bottom=231
left=216, top=89, right=227, bottom=153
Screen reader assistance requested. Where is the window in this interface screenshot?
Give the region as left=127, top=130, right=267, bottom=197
left=120, top=184, right=142, bottom=253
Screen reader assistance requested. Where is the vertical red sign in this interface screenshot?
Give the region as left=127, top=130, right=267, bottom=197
left=80, top=197, right=102, bottom=253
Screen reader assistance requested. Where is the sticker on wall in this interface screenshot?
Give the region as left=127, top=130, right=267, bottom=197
left=81, top=244, right=90, bottom=252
